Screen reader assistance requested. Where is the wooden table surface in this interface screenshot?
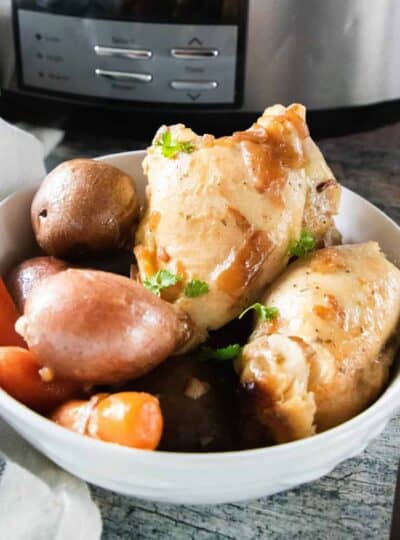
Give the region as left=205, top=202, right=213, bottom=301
left=46, top=122, right=400, bottom=540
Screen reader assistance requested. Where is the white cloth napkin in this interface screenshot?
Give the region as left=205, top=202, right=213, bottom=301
left=0, top=420, right=102, bottom=540
left=0, top=118, right=47, bottom=200
left=0, top=119, right=102, bottom=540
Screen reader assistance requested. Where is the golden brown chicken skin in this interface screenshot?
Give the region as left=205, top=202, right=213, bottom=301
left=238, top=242, right=400, bottom=444
left=135, top=104, right=340, bottom=349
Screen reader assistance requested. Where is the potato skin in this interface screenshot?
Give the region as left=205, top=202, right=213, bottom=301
left=15, top=269, right=185, bottom=384
left=5, top=256, right=68, bottom=313
left=31, top=159, right=139, bottom=258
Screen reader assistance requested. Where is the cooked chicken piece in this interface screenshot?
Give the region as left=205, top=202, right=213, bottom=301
left=135, top=104, right=341, bottom=349
left=238, top=242, right=400, bottom=444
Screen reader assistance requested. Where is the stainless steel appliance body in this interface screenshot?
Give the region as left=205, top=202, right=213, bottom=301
left=1, top=0, right=400, bottom=114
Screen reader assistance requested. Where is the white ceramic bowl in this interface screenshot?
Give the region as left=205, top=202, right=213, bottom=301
left=0, top=150, right=399, bottom=505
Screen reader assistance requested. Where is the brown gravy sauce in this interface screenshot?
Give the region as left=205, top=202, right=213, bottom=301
left=219, top=107, right=308, bottom=196
left=313, top=293, right=345, bottom=327
left=310, top=248, right=349, bottom=274
left=215, top=230, right=273, bottom=298
left=134, top=245, right=158, bottom=277
left=149, top=211, right=161, bottom=232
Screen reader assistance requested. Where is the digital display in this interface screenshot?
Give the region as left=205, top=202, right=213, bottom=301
left=16, top=0, right=243, bottom=24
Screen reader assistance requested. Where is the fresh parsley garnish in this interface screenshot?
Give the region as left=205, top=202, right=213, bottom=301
left=184, top=279, right=209, bottom=298
left=288, top=229, right=316, bottom=258
left=143, top=269, right=182, bottom=296
left=155, top=130, right=196, bottom=159
left=239, top=303, right=279, bottom=322
left=200, top=344, right=242, bottom=362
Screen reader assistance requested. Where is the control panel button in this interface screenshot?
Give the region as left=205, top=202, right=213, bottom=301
left=18, top=10, right=238, bottom=104
left=94, top=45, right=152, bottom=60
left=170, top=48, right=219, bottom=60
left=95, top=69, right=152, bottom=83
left=170, top=80, right=218, bottom=91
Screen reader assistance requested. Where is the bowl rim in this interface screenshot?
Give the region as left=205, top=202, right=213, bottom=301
left=1, top=149, right=399, bottom=464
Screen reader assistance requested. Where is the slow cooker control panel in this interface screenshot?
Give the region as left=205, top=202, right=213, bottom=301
left=16, top=10, right=240, bottom=105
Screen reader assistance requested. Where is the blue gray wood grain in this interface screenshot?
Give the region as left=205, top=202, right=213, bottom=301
left=46, top=122, right=400, bottom=540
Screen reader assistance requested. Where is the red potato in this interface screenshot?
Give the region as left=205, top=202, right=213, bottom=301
left=52, top=392, right=163, bottom=450
left=0, top=347, right=80, bottom=412
left=16, top=269, right=191, bottom=384
left=0, top=279, right=26, bottom=348
left=5, top=256, right=68, bottom=313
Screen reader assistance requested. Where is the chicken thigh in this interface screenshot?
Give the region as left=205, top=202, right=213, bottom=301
left=238, top=242, right=400, bottom=444
left=135, top=104, right=341, bottom=349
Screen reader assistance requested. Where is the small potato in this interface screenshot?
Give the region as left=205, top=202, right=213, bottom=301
left=16, top=269, right=189, bottom=384
left=31, top=159, right=139, bottom=258
left=5, top=256, right=68, bottom=313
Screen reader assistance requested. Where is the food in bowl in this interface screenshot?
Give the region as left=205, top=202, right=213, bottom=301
left=51, top=391, right=163, bottom=450
left=0, top=278, right=28, bottom=348
left=238, top=242, right=400, bottom=445
left=16, top=269, right=189, bottom=384
left=31, top=159, right=140, bottom=258
left=0, top=347, right=80, bottom=413
left=1, top=103, right=399, bottom=455
left=5, top=256, right=68, bottom=313
left=136, top=103, right=341, bottom=349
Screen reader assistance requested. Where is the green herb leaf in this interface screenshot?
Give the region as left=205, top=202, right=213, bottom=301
left=200, top=344, right=242, bottom=362
left=159, top=130, right=172, bottom=147
left=143, top=269, right=182, bottom=296
left=155, top=130, right=196, bottom=159
left=239, top=303, right=279, bottom=322
left=288, top=229, right=316, bottom=258
left=184, top=279, right=210, bottom=298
